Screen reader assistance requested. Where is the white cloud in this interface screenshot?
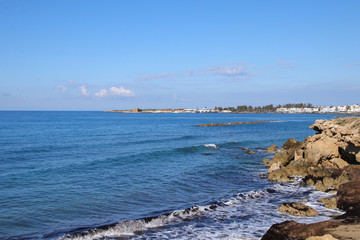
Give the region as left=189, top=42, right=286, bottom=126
left=109, top=86, right=135, bottom=97
left=94, top=89, right=108, bottom=97
left=79, top=85, right=89, bottom=96
left=137, top=73, right=173, bottom=81
left=94, top=86, right=135, bottom=98
left=56, top=84, right=67, bottom=93
left=204, top=65, right=247, bottom=76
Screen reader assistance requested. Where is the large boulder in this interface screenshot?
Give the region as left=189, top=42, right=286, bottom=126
left=304, top=138, right=340, bottom=165
left=337, top=180, right=360, bottom=216
left=261, top=220, right=340, bottom=240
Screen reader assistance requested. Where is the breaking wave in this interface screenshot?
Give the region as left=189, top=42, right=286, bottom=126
left=58, top=189, right=273, bottom=240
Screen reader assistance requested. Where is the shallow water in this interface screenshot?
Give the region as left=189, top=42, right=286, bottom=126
left=0, top=112, right=343, bottom=239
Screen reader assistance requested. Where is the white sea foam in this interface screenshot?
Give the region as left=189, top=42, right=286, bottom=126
left=59, top=181, right=344, bottom=240
left=204, top=144, right=219, bottom=149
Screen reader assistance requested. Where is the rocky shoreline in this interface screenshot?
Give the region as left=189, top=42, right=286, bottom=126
left=261, top=117, right=360, bottom=240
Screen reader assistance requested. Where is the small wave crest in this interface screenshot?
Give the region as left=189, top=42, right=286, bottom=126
left=204, top=144, right=219, bottom=149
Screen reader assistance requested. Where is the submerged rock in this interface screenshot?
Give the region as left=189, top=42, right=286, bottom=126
left=278, top=202, right=319, bottom=216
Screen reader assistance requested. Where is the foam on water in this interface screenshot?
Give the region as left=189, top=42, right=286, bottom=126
left=204, top=144, right=219, bottom=149
left=59, top=179, right=343, bottom=240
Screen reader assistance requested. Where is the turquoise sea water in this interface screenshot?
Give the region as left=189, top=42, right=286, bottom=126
left=0, top=112, right=344, bottom=239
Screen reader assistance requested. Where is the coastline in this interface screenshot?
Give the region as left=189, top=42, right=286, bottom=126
left=261, top=117, right=360, bottom=240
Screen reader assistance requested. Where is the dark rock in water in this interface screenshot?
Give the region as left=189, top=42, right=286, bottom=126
left=209, top=205, right=217, bottom=210
left=246, top=151, right=255, bottom=154
left=259, top=173, right=268, bottom=178
left=243, top=148, right=249, bottom=151
left=203, top=153, right=214, bottom=156
left=278, top=202, right=319, bottom=216
left=261, top=220, right=340, bottom=240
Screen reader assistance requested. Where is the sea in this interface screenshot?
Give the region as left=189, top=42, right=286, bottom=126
left=0, top=111, right=345, bottom=240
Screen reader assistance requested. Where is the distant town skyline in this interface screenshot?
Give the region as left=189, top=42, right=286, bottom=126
left=1, top=0, right=360, bottom=110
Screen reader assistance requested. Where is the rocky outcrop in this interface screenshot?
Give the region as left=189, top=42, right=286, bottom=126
left=278, top=202, right=319, bottom=216
left=262, top=117, right=360, bottom=240
left=266, top=117, right=360, bottom=190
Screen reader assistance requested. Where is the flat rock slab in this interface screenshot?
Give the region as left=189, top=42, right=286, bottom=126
left=196, top=120, right=277, bottom=127
left=278, top=202, right=319, bottom=216
left=326, top=224, right=360, bottom=240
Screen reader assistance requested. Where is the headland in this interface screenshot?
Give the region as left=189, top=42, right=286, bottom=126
left=262, top=117, right=360, bottom=240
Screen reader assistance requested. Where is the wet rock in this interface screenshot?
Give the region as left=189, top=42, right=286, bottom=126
left=263, top=158, right=270, bottom=165
left=266, top=144, right=278, bottom=152
left=246, top=151, right=255, bottom=154
left=278, top=202, right=319, bottom=216
left=261, top=220, right=340, bottom=240
left=337, top=180, right=360, bottom=215
left=319, top=197, right=338, bottom=209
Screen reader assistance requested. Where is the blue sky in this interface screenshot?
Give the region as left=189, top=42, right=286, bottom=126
left=1, top=0, right=359, bottom=110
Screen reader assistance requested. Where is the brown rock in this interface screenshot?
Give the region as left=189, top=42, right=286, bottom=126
left=261, top=220, right=340, bottom=240
left=266, top=144, right=278, bottom=152
left=263, top=158, right=270, bottom=165
left=304, top=138, right=340, bottom=165
left=319, top=197, right=338, bottom=209
left=268, top=161, right=281, bottom=173
left=283, top=138, right=297, bottom=150
left=330, top=158, right=349, bottom=169
left=278, top=202, right=319, bottom=216
left=326, top=224, right=360, bottom=240
left=246, top=150, right=255, bottom=154
left=337, top=180, right=360, bottom=214
left=306, top=234, right=339, bottom=240
left=269, top=169, right=293, bottom=182
left=272, top=150, right=292, bottom=166
left=295, top=149, right=305, bottom=161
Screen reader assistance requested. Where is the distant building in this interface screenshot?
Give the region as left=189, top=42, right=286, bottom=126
left=132, top=108, right=142, bottom=113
